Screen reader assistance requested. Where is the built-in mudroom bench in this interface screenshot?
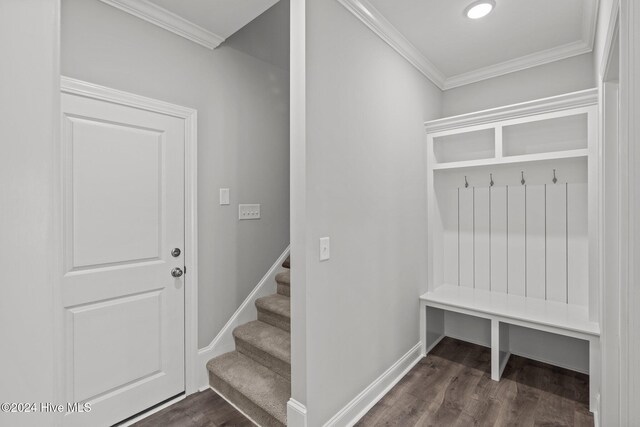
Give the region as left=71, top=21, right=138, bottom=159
left=419, top=89, right=601, bottom=414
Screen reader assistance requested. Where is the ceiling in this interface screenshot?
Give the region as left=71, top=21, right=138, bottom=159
left=100, top=0, right=279, bottom=49
left=341, top=0, right=598, bottom=89
left=147, top=0, right=279, bottom=39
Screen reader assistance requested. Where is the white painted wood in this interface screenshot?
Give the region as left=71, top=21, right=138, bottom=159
left=546, top=184, right=568, bottom=303
left=287, top=399, right=308, bottom=427
left=441, top=189, right=459, bottom=287
left=491, top=319, right=500, bottom=381
left=568, top=183, right=589, bottom=306
left=322, top=343, right=423, bottom=427
left=61, top=88, right=186, bottom=427
left=499, top=322, right=511, bottom=378
left=425, top=89, right=598, bottom=134
left=474, top=187, right=491, bottom=291
left=507, top=186, right=526, bottom=296
left=431, top=149, right=589, bottom=170
left=99, top=0, right=225, bottom=49
left=458, top=187, right=474, bottom=288
left=420, top=285, right=600, bottom=338
left=197, top=246, right=290, bottom=389
left=490, top=187, right=508, bottom=293
left=526, top=185, right=546, bottom=299
left=61, top=77, right=200, bottom=396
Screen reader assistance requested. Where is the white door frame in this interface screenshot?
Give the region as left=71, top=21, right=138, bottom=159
left=58, top=77, right=200, bottom=404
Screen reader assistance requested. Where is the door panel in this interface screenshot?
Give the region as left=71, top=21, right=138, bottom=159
left=61, top=92, right=185, bottom=427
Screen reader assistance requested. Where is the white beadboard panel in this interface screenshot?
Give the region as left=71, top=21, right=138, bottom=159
left=507, top=186, right=526, bottom=296
left=546, top=184, right=568, bottom=303
left=490, top=187, right=508, bottom=293
left=568, top=183, right=589, bottom=306
left=474, top=187, right=491, bottom=291
left=526, top=185, right=546, bottom=299
left=459, top=187, right=474, bottom=288
left=442, top=188, right=459, bottom=286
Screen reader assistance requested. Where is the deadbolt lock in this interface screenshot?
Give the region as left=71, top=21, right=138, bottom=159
left=171, top=248, right=181, bottom=257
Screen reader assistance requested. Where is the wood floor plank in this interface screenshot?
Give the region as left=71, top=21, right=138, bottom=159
left=357, top=338, right=593, bottom=427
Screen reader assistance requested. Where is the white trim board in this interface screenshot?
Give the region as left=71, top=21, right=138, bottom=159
left=322, top=343, right=423, bottom=427
left=197, top=246, right=291, bottom=390
left=99, top=0, right=225, bottom=49
left=60, top=76, right=200, bottom=395
left=287, top=399, right=308, bottom=427
left=424, top=88, right=598, bottom=134
left=336, top=0, right=599, bottom=90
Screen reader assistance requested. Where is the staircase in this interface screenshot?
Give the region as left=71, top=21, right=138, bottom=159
left=207, top=255, right=291, bottom=426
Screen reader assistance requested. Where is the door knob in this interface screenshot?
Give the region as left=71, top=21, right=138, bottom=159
left=171, top=267, right=184, bottom=278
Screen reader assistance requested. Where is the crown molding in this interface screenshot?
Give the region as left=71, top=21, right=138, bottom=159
left=424, top=88, right=598, bottom=134
left=336, top=0, right=446, bottom=89
left=443, top=40, right=593, bottom=90
left=100, top=0, right=225, bottom=49
left=337, top=0, right=599, bottom=91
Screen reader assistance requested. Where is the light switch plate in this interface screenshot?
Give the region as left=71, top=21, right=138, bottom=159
left=220, top=188, right=230, bottom=205
left=319, top=237, right=330, bottom=261
left=239, top=204, right=261, bottom=220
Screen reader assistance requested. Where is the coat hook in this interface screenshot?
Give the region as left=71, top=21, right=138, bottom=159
left=489, top=173, right=494, bottom=187
left=464, top=176, right=469, bottom=188
left=552, top=169, right=558, bottom=184
left=520, top=171, right=526, bottom=185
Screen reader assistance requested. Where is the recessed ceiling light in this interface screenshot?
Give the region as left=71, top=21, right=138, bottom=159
left=464, top=0, right=495, bottom=19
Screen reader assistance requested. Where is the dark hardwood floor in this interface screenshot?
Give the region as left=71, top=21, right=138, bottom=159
left=131, top=337, right=593, bottom=427
left=131, top=388, right=254, bottom=427
left=356, top=337, right=593, bottom=427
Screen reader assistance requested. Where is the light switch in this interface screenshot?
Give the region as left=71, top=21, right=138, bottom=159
left=239, top=204, right=261, bottom=220
left=220, top=188, right=230, bottom=205
left=319, top=237, right=330, bottom=261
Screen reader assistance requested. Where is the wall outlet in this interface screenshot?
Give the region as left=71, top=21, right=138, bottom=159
left=220, top=188, right=230, bottom=205
left=319, top=237, right=330, bottom=261
left=239, top=204, right=261, bottom=220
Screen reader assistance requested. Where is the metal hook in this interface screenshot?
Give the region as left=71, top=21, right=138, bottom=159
left=520, top=171, right=526, bottom=186
left=464, top=176, right=469, bottom=188
left=552, top=169, right=558, bottom=184
left=489, top=173, right=494, bottom=187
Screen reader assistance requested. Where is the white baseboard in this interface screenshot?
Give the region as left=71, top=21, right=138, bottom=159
left=323, top=342, right=423, bottom=427
left=287, top=398, right=308, bottom=427
left=208, top=386, right=260, bottom=426
left=197, top=246, right=290, bottom=390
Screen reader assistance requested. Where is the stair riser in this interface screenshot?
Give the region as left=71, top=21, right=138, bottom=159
left=209, top=374, right=285, bottom=427
left=277, top=284, right=290, bottom=297
left=235, top=337, right=291, bottom=381
left=257, top=308, right=290, bottom=332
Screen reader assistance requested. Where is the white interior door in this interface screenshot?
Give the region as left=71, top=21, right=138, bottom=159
left=61, top=91, right=185, bottom=427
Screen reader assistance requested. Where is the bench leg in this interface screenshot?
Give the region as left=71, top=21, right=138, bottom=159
left=491, top=319, right=510, bottom=381
left=589, top=337, right=601, bottom=414
left=420, top=301, right=427, bottom=356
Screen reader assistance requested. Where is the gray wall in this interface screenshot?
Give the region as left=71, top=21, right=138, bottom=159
left=442, top=53, right=597, bottom=116
left=0, top=1, right=59, bottom=426
left=300, top=0, right=442, bottom=424
left=61, top=0, right=290, bottom=348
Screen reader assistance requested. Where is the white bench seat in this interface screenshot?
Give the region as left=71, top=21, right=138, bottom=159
left=419, top=284, right=601, bottom=412
left=420, top=284, right=600, bottom=338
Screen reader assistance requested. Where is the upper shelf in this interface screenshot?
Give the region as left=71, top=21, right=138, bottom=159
left=425, top=89, right=597, bottom=172
left=431, top=149, right=589, bottom=170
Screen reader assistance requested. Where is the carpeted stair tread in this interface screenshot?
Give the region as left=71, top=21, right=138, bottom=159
left=233, top=321, right=291, bottom=379
left=256, top=294, right=290, bottom=331
left=275, top=270, right=290, bottom=286
left=275, top=270, right=290, bottom=297
left=282, top=255, right=290, bottom=269
left=207, top=351, right=289, bottom=426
